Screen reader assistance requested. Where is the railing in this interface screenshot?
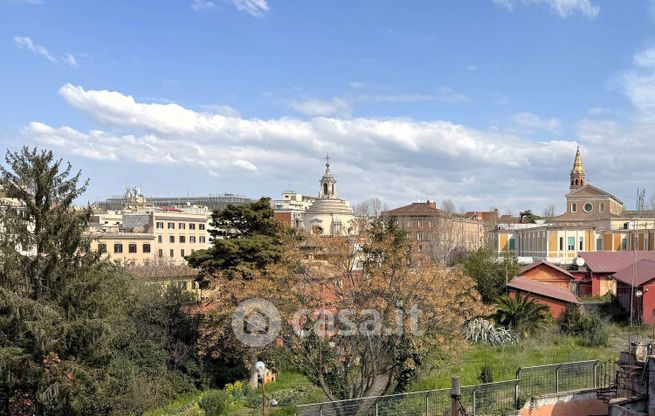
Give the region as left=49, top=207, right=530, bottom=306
left=296, top=359, right=615, bottom=416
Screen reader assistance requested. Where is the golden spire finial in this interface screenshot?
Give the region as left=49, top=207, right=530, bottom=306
left=572, top=145, right=584, bottom=174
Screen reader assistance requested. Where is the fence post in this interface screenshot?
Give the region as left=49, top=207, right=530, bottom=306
left=515, top=368, right=521, bottom=409
left=555, top=365, right=561, bottom=393
left=451, top=377, right=461, bottom=416
left=472, top=388, right=476, bottom=416
left=593, top=362, right=598, bottom=389
left=319, top=405, right=323, bottom=416
left=375, top=400, right=379, bottom=416
left=425, top=392, right=429, bottom=416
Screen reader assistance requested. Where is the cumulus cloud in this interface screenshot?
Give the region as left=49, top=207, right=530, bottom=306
left=492, top=0, right=599, bottom=18
left=232, top=0, right=269, bottom=16
left=14, top=36, right=56, bottom=62
left=19, top=83, right=600, bottom=212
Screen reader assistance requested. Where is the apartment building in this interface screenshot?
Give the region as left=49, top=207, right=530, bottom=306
left=88, top=206, right=211, bottom=266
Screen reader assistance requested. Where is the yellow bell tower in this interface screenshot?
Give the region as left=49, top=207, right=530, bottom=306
left=569, top=146, right=586, bottom=190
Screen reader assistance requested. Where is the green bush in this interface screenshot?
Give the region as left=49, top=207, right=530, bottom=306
left=478, top=363, right=494, bottom=384
left=561, top=305, right=608, bottom=347
left=199, top=390, right=231, bottom=416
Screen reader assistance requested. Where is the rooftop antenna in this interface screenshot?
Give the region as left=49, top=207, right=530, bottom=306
left=636, top=187, right=646, bottom=211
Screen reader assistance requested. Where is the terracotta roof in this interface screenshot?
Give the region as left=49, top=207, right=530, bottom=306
left=383, top=202, right=441, bottom=216
left=579, top=251, right=655, bottom=273
left=508, top=277, right=579, bottom=304
left=613, top=260, right=655, bottom=286
left=519, top=260, right=575, bottom=280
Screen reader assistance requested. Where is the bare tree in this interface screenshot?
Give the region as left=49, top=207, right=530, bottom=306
left=353, top=197, right=387, bottom=218
left=427, top=214, right=466, bottom=266
left=542, top=204, right=556, bottom=219
left=440, top=198, right=456, bottom=213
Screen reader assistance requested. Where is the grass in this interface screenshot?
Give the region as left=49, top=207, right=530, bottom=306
left=410, top=330, right=619, bottom=391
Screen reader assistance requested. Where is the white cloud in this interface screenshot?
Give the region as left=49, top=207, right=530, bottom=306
left=14, top=36, right=56, bottom=62
left=620, top=47, right=655, bottom=119
left=510, top=112, right=560, bottom=131
left=492, top=0, right=599, bottom=18
left=289, top=97, right=350, bottom=117
left=191, top=0, right=215, bottom=11
left=20, top=83, right=600, bottom=213
left=63, top=53, right=77, bottom=67
left=232, top=0, right=269, bottom=16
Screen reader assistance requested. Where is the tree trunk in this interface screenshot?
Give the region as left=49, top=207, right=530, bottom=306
left=249, top=352, right=258, bottom=390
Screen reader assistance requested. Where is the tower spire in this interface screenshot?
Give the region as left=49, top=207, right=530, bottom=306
left=319, top=154, right=337, bottom=199
left=569, top=146, right=586, bottom=190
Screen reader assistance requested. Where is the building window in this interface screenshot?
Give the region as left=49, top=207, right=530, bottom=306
left=169, top=249, right=174, bottom=257
left=428, top=221, right=433, bottom=228
left=567, top=237, right=575, bottom=251
left=596, top=238, right=603, bottom=251
left=508, top=238, right=516, bottom=251
left=199, top=236, right=206, bottom=243
left=179, top=236, right=186, bottom=243
left=417, top=220, right=422, bottom=228
left=98, top=243, right=107, bottom=253
left=621, top=238, right=628, bottom=250
left=559, top=237, right=564, bottom=251
left=189, top=223, right=196, bottom=230
left=571, top=203, right=577, bottom=212
left=190, top=236, right=196, bottom=243
left=181, top=249, right=185, bottom=257
left=169, top=236, right=175, bottom=243
left=417, top=232, right=423, bottom=241
left=191, top=249, right=195, bottom=254
left=143, top=244, right=151, bottom=253
left=583, top=203, right=593, bottom=212
left=158, top=249, right=163, bottom=257
left=167, top=222, right=175, bottom=229
left=179, top=223, right=185, bottom=230
left=114, top=243, right=123, bottom=253
left=128, top=243, right=137, bottom=253
left=199, top=224, right=205, bottom=231
left=579, top=237, right=584, bottom=251
left=600, top=203, right=605, bottom=212
left=156, top=222, right=164, bottom=229
left=158, top=235, right=162, bottom=243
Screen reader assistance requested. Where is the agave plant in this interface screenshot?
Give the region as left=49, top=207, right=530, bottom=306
left=466, top=317, right=517, bottom=345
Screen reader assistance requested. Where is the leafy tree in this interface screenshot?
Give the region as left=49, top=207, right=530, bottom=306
left=186, top=197, right=285, bottom=281
left=461, top=247, right=521, bottom=304
left=0, top=147, right=201, bottom=415
left=185, top=198, right=290, bottom=388
left=494, top=293, right=549, bottom=337
left=279, top=217, right=488, bottom=401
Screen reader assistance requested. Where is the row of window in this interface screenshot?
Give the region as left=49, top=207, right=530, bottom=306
left=99, top=243, right=152, bottom=254
left=159, top=248, right=194, bottom=258
left=398, top=220, right=435, bottom=228
left=157, top=235, right=206, bottom=244
left=571, top=202, right=605, bottom=213
left=155, top=222, right=206, bottom=230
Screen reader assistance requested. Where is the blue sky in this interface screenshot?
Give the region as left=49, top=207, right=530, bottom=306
left=2, top=0, right=655, bottom=214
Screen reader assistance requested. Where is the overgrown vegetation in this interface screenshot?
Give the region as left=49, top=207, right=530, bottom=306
left=461, top=247, right=521, bottom=304
left=562, top=305, right=609, bottom=347
left=494, top=293, right=549, bottom=337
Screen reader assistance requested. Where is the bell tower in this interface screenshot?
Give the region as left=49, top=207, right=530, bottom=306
left=319, top=155, right=337, bottom=199
left=569, top=146, right=586, bottom=190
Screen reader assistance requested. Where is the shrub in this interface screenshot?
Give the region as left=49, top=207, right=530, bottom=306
left=478, top=364, right=494, bottom=384
left=561, top=305, right=609, bottom=347
left=199, top=390, right=231, bottom=416
left=494, top=293, right=549, bottom=337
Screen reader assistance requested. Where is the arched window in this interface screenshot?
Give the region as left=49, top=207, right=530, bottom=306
left=312, top=226, right=324, bottom=235
left=571, top=202, right=577, bottom=212
left=323, top=183, right=328, bottom=195
left=600, top=202, right=605, bottom=212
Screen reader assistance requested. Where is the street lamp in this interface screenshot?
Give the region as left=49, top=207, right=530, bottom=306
left=255, top=361, right=267, bottom=416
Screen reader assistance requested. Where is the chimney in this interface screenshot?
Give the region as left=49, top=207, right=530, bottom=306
left=426, top=200, right=437, bottom=209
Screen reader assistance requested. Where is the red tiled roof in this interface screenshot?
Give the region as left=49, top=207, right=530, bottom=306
left=383, top=202, right=441, bottom=216
left=508, top=277, right=579, bottom=304
left=579, top=252, right=655, bottom=273
left=519, top=260, right=575, bottom=280
left=613, top=260, right=655, bottom=286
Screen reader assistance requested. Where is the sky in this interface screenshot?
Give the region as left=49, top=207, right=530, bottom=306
left=2, top=0, right=655, bottom=214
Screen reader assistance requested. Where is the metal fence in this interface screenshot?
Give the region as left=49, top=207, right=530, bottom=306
left=296, top=359, right=615, bottom=416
